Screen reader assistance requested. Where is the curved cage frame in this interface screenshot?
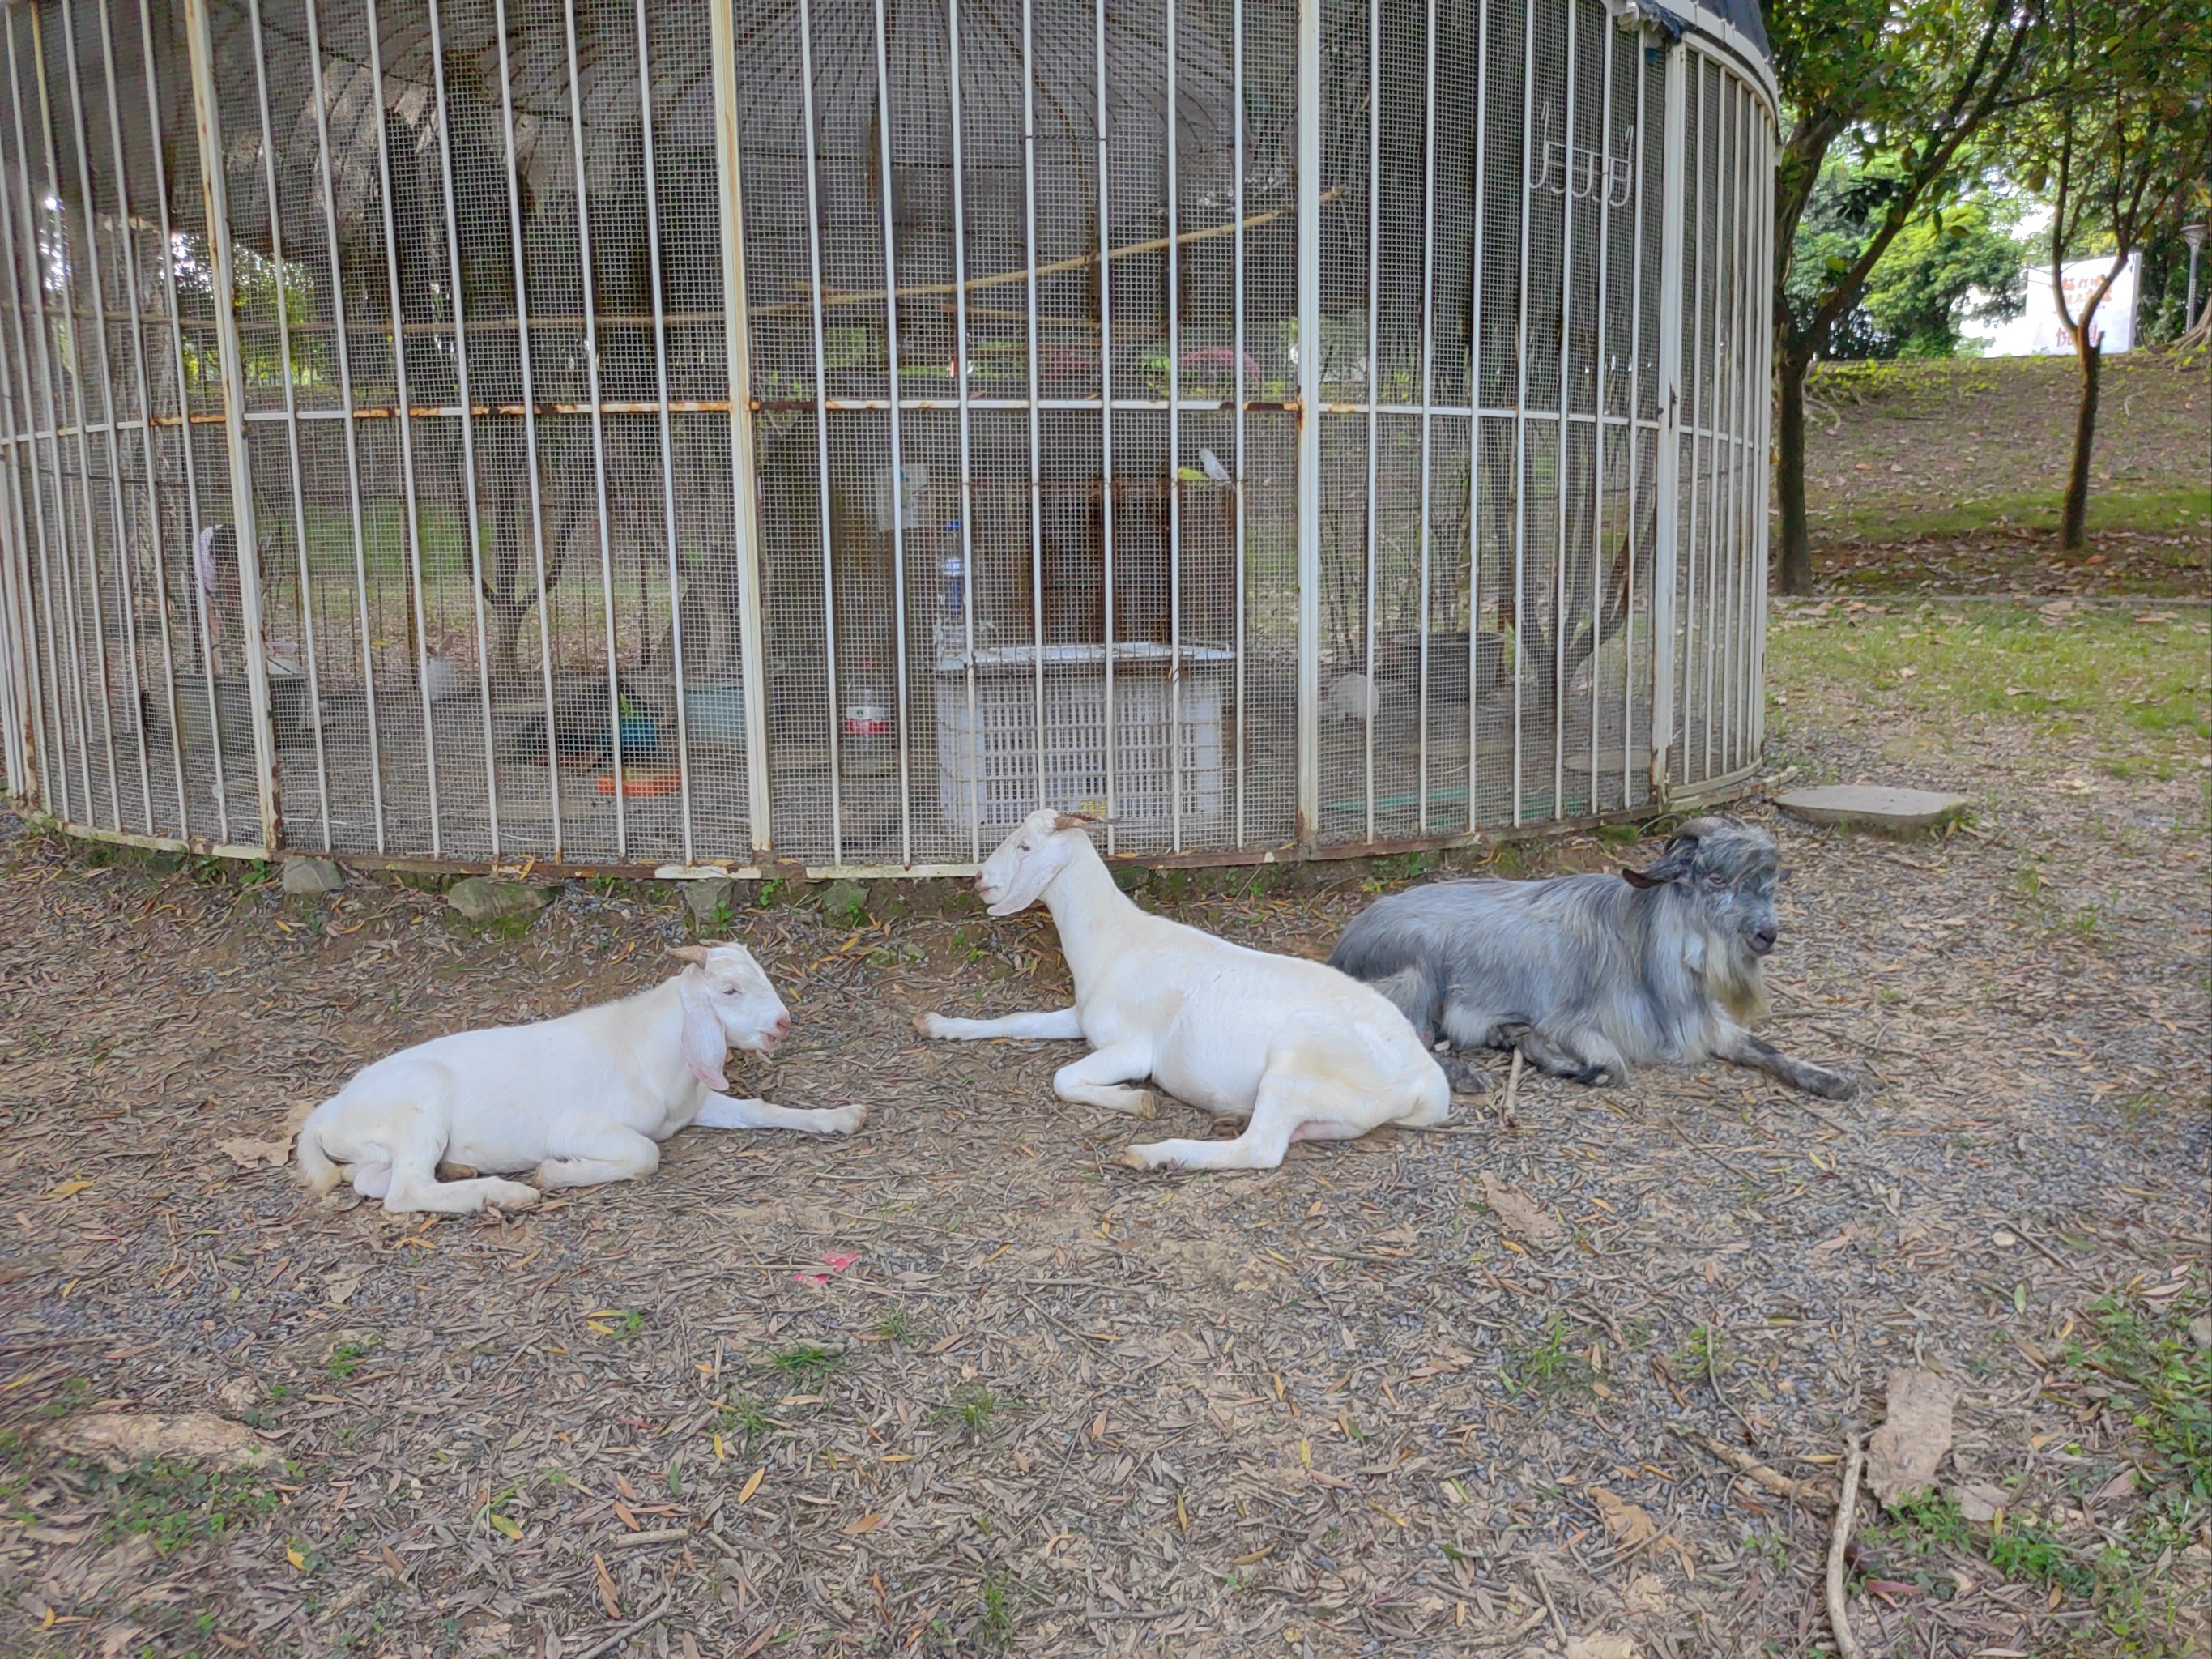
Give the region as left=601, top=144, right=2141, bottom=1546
left=0, top=0, right=1773, bottom=876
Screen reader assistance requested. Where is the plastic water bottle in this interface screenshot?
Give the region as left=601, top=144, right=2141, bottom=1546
left=842, top=661, right=893, bottom=776
left=938, top=522, right=965, bottom=659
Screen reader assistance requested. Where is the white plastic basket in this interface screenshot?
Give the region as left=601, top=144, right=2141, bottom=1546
left=934, top=643, right=1229, bottom=834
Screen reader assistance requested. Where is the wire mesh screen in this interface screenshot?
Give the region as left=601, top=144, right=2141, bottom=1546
left=0, top=0, right=1773, bottom=872
left=1673, top=45, right=1769, bottom=791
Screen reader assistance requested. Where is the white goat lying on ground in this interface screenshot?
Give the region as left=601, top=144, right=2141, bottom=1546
left=297, top=943, right=863, bottom=1213
left=917, top=808, right=1450, bottom=1171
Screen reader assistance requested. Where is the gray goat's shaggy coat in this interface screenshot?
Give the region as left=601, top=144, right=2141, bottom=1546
left=1326, top=816, right=1857, bottom=1098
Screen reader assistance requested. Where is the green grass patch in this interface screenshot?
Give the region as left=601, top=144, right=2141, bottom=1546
left=935, top=1384, right=1004, bottom=1441
left=762, top=1344, right=839, bottom=1388
left=1869, top=1284, right=2210, bottom=1657
left=710, top=1397, right=778, bottom=1452
left=1767, top=604, right=2211, bottom=780
left=1504, top=1313, right=1596, bottom=1398
left=2065, top=1290, right=2211, bottom=1513
left=0, top=1444, right=294, bottom=1558
left=1825, top=485, right=2212, bottom=544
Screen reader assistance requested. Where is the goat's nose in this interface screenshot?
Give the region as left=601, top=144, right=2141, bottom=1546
left=1750, top=925, right=1778, bottom=954
left=772, top=1013, right=792, bottom=1036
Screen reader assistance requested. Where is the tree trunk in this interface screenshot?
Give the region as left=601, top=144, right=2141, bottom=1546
left=1775, top=352, right=1814, bottom=595
left=2061, top=334, right=2100, bottom=553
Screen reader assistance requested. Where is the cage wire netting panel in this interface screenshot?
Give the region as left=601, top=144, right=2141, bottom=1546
left=0, top=0, right=1773, bottom=872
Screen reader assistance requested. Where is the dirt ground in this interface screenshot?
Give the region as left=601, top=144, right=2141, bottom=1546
left=1801, top=352, right=2210, bottom=596
left=2, top=603, right=2208, bottom=1659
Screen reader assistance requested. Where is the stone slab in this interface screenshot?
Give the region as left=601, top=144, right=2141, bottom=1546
left=281, top=855, right=344, bottom=896
left=1775, top=785, right=1968, bottom=832
left=683, top=877, right=736, bottom=921
left=446, top=876, right=554, bottom=923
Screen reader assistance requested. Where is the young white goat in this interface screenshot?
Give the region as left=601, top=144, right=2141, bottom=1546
left=917, top=808, right=1451, bottom=1171
left=296, top=943, right=863, bottom=1213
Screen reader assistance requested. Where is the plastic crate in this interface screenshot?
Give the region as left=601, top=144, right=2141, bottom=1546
left=934, top=642, right=1229, bottom=834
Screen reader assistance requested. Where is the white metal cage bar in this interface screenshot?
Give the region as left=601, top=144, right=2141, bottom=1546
left=0, top=0, right=1773, bottom=874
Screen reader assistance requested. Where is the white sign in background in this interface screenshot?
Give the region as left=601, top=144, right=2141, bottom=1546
left=1971, top=253, right=2142, bottom=357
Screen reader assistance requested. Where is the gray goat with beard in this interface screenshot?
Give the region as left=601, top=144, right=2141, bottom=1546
left=1326, top=816, right=1857, bottom=1099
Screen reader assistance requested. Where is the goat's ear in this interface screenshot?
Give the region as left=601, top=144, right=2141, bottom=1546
left=677, top=975, right=730, bottom=1091
left=1624, top=844, right=1697, bottom=888
left=667, top=944, right=712, bottom=968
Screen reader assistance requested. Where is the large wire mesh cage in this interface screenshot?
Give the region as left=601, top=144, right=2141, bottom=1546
left=0, top=0, right=1775, bottom=876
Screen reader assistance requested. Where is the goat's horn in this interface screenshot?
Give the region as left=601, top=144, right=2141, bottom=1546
left=667, top=944, right=712, bottom=966
left=1051, top=812, right=1100, bottom=831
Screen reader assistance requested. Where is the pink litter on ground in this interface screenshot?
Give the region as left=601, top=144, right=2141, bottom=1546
left=794, top=1252, right=861, bottom=1286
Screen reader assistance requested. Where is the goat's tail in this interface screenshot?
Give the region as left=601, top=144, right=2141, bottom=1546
left=295, top=1104, right=342, bottom=1195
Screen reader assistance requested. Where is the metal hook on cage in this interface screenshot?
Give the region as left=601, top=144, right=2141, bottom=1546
left=1606, top=126, right=1637, bottom=209
left=1569, top=143, right=1602, bottom=203
left=1526, top=102, right=1560, bottom=196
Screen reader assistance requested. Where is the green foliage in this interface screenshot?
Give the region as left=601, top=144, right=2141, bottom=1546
left=936, top=1384, right=1004, bottom=1440
left=94, top=1461, right=288, bottom=1555
left=1788, top=157, right=2029, bottom=358
left=325, top=1338, right=377, bottom=1380
left=1506, top=1314, right=1596, bottom=1397
left=1854, top=1286, right=2207, bottom=1655
left=711, top=1398, right=777, bottom=1451
left=2065, top=1291, right=2211, bottom=1510
left=1769, top=0, right=2038, bottom=358
left=764, top=1345, right=839, bottom=1387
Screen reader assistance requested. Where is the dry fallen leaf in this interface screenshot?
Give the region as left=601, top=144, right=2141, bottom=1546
left=1589, top=1486, right=1696, bottom=1575
left=1869, top=1369, right=1958, bottom=1507
left=43, top=1178, right=92, bottom=1200
left=45, top=1414, right=279, bottom=1472
left=1477, top=1171, right=1566, bottom=1248
left=218, top=1134, right=295, bottom=1170
left=841, top=1512, right=885, bottom=1534
left=738, top=1467, right=765, bottom=1505
left=591, top=1553, right=621, bottom=1618
left=1566, top=1636, right=1639, bottom=1659
left=1954, top=1481, right=2010, bottom=1524
left=1591, top=1486, right=1660, bottom=1548
left=323, top=1265, right=369, bottom=1307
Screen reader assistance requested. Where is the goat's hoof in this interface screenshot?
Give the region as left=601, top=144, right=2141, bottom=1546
left=1438, top=1056, right=1490, bottom=1096
left=911, top=1010, right=939, bottom=1037
left=1571, top=1065, right=1619, bottom=1088
left=833, top=1105, right=869, bottom=1133
left=1132, top=1090, right=1159, bottom=1120
left=486, top=1180, right=542, bottom=1211
left=1119, top=1147, right=1156, bottom=1172
left=1809, top=1069, right=1859, bottom=1102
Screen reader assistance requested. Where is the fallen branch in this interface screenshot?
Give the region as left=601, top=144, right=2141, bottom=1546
left=1500, top=1048, right=1524, bottom=1128
left=602, top=1527, right=690, bottom=1550
left=1667, top=1423, right=1835, bottom=1513
left=570, top=1597, right=675, bottom=1659
left=1826, top=1433, right=1867, bottom=1659
left=2006, top=1216, right=2077, bottom=1275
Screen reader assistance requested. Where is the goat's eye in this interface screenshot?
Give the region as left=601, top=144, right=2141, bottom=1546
left=1706, top=872, right=1728, bottom=889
